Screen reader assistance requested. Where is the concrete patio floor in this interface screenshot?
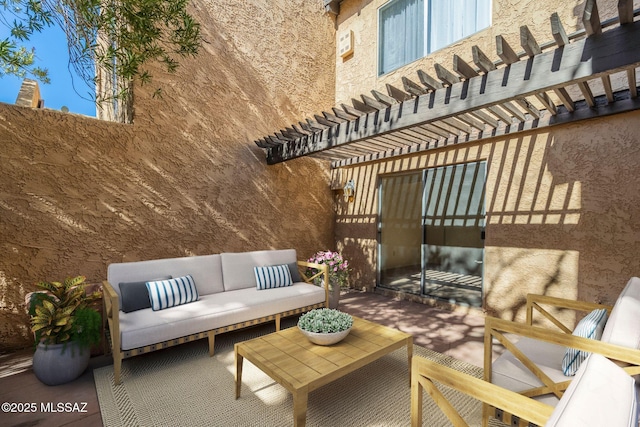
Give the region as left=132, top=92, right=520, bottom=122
left=0, top=290, right=489, bottom=427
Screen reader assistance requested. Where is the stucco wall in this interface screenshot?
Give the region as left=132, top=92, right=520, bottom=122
left=0, top=0, right=336, bottom=352
left=335, top=110, right=640, bottom=323
left=334, top=0, right=638, bottom=105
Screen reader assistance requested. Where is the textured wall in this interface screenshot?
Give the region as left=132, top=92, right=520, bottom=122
left=334, top=0, right=638, bottom=105
left=0, top=0, right=336, bottom=351
left=335, top=111, right=640, bottom=323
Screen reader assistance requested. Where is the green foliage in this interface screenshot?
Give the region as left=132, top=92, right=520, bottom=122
left=298, top=309, right=353, bottom=333
left=29, top=275, right=102, bottom=347
left=1, top=0, right=201, bottom=104
left=0, top=0, right=52, bottom=82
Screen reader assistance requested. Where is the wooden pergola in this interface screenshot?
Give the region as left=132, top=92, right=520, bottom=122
left=255, top=0, right=640, bottom=168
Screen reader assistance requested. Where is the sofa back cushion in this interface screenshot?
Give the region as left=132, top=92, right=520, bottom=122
left=601, top=277, right=640, bottom=349
left=221, top=249, right=297, bottom=291
left=108, top=254, right=223, bottom=307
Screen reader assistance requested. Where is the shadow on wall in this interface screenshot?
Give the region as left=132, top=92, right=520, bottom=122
left=333, top=110, right=640, bottom=324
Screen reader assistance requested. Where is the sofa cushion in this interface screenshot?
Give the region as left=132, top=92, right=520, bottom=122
left=287, top=261, right=302, bottom=283
left=146, top=276, right=199, bottom=311
left=221, top=249, right=298, bottom=291
left=561, top=308, right=608, bottom=376
left=546, top=354, right=638, bottom=426
left=119, top=276, right=171, bottom=313
left=254, top=265, right=293, bottom=290
left=108, top=254, right=224, bottom=306
left=119, top=282, right=325, bottom=350
left=601, top=277, right=640, bottom=349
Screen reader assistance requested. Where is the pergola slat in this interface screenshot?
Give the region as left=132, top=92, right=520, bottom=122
left=434, top=63, right=461, bottom=86
left=583, top=0, right=602, bottom=36
left=553, top=87, right=575, bottom=112
left=550, top=13, right=569, bottom=47
left=577, top=81, right=595, bottom=107
left=386, top=84, right=412, bottom=102
left=514, top=98, right=541, bottom=119
left=372, top=89, right=398, bottom=106
left=322, top=111, right=346, bottom=124
left=619, top=0, right=634, bottom=25
left=457, top=113, right=487, bottom=131
left=487, top=105, right=514, bottom=123
left=496, top=35, right=520, bottom=65
left=332, top=107, right=359, bottom=121
left=340, top=104, right=365, bottom=117
left=352, top=98, right=377, bottom=113
left=468, top=109, right=499, bottom=128
left=520, top=26, right=542, bottom=57
left=472, top=46, right=497, bottom=73
left=601, top=75, right=614, bottom=102
left=361, top=94, right=388, bottom=110
left=453, top=55, right=479, bottom=79
left=403, top=76, right=428, bottom=96
left=628, top=68, right=638, bottom=98
left=417, top=69, right=444, bottom=90
left=535, top=91, right=558, bottom=115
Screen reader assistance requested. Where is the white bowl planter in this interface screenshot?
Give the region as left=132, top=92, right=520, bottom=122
left=299, top=326, right=352, bottom=346
left=297, top=308, right=353, bottom=346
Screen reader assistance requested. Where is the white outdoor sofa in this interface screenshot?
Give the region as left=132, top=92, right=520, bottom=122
left=102, top=249, right=328, bottom=384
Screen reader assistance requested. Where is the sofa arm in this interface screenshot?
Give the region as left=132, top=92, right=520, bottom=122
left=297, top=260, right=330, bottom=308
left=102, top=280, right=121, bottom=354
left=525, top=294, right=613, bottom=331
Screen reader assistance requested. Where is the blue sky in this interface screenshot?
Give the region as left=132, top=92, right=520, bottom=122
left=0, top=21, right=96, bottom=117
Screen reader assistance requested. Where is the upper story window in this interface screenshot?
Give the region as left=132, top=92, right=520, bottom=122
left=378, top=0, right=492, bottom=75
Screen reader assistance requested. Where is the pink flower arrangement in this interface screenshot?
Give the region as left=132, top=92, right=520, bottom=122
left=307, top=250, right=349, bottom=288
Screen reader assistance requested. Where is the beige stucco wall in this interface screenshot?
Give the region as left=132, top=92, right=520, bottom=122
left=0, top=0, right=337, bottom=352
left=334, top=0, right=638, bottom=105
left=336, top=110, right=640, bottom=323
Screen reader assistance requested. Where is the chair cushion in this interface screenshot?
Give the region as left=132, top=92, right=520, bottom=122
left=561, top=308, right=608, bottom=376
left=601, top=277, right=640, bottom=349
left=546, top=354, right=638, bottom=426
left=146, top=275, right=199, bottom=311
left=254, top=265, right=293, bottom=290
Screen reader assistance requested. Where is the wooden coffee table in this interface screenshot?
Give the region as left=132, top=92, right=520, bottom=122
left=234, top=316, right=413, bottom=426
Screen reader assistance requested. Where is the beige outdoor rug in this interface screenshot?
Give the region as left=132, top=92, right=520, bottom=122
left=95, top=323, right=505, bottom=426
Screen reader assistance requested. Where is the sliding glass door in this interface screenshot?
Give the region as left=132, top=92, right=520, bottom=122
left=378, top=162, right=485, bottom=306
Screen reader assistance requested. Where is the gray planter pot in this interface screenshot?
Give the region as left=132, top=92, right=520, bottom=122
left=32, top=341, right=90, bottom=386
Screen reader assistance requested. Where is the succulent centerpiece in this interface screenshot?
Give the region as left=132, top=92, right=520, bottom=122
left=298, top=308, right=354, bottom=345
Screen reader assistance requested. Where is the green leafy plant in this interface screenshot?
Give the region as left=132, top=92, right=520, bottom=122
left=306, top=250, right=350, bottom=289
left=29, top=275, right=102, bottom=348
left=298, top=309, right=353, bottom=333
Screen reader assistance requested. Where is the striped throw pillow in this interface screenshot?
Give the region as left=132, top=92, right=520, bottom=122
left=146, top=275, right=199, bottom=311
left=254, top=265, right=293, bottom=290
left=561, top=308, right=608, bottom=376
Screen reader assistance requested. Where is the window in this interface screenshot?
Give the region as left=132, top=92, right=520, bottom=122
left=378, top=0, right=492, bottom=75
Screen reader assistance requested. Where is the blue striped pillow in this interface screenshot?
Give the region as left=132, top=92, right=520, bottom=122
left=146, top=275, right=199, bottom=311
left=254, top=265, right=293, bottom=290
left=561, top=308, right=608, bottom=376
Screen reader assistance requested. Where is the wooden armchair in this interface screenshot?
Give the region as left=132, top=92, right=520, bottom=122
left=411, top=352, right=638, bottom=427
left=481, top=278, right=640, bottom=426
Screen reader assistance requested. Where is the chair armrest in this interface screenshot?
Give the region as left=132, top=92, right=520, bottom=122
left=411, top=356, right=553, bottom=427
left=297, top=260, right=329, bottom=308
left=525, top=293, right=613, bottom=331
left=102, top=280, right=121, bottom=354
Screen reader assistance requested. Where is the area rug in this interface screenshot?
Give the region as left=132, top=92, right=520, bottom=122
left=95, top=323, right=504, bottom=426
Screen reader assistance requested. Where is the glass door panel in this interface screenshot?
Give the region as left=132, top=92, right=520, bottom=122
left=378, top=172, right=423, bottom=294
left=422, top=162, right=485, bottom=306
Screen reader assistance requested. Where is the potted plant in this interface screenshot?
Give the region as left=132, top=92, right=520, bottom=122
left=28, top=275, right=102, bottom=386
left=298, top=308, right=353, bottom=345
left=306, top=250, right=350, bottom=309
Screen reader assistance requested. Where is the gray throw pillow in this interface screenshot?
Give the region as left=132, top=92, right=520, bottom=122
left=287, top=262, right=302, bottom=283
left=119, top=276, right=171, bottom=313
